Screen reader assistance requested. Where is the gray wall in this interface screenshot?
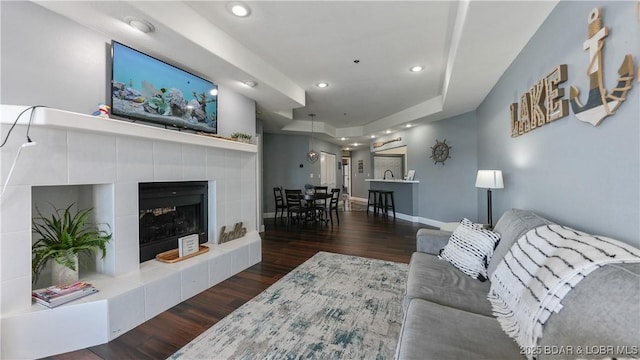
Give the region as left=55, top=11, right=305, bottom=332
left=476, top=1, right=639, bottom=245
left=363, top=112, right=478, bottom=222
left=262, top=133, right=342, bottom=213
left=0, top=1, right=255, bottom=137
left=350, top=148, right=372, bottom=199
left=408, top=112, right=479, bottom=222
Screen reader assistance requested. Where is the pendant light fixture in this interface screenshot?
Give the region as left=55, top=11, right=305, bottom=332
left=306, top=113, right=319, bottom=163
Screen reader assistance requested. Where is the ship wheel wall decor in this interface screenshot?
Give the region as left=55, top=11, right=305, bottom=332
left=430, top=139, right=452, bottom=165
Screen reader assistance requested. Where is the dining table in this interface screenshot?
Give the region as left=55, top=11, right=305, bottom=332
left=302, top=192, right=332, bottom=223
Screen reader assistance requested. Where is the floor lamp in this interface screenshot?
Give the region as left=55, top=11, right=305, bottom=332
left=475, top=170, right=504, bottom=228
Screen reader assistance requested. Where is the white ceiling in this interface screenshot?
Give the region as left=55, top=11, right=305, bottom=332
left=35, top=0, right=558, bottom=150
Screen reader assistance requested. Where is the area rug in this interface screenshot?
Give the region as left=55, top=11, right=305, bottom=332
left=170, top=251, right=408, bottom=359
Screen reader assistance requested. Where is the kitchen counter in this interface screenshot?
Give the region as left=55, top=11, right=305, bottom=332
left=367, top=180, right=420, bottom=218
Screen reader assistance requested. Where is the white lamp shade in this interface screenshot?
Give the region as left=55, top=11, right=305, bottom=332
left=475, top=170, right=504, bottom=189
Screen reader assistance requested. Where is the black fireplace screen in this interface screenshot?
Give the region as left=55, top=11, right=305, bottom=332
left=138, top=181, right=208, bottom=262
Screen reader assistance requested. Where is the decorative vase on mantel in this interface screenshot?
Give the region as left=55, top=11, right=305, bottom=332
left=51, top=256, right=79, bottom=285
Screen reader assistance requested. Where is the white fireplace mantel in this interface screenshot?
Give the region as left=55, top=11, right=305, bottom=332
left=0, top=105, right=261, bottom=359
left=0, top=105, right=257, bottom=153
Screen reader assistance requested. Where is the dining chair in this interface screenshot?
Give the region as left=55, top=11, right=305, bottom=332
left=284, top=189, right=305, bottom=224
left=327, top=188, right=341, bottom=225
left=313, top=186, right=329, bottom=223
left=273, top=187, right=288, bottom=222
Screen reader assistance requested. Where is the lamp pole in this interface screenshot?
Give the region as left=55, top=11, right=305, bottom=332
left=487, top=188, right=493, bottom=228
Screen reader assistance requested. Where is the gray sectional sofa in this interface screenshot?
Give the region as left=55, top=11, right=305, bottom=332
left=395, top=209, right=640, bottom=359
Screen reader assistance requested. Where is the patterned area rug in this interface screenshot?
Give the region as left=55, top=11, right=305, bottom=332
left=170, top=252, right=408, bottom=359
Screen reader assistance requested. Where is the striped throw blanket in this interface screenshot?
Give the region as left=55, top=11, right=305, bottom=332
left=488, top=225, right=640, bottom=351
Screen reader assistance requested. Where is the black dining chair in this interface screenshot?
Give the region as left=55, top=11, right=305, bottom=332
left=273, top=187, right=288, bottom=223
left=327, top=188, right=341, bottom=225
left=313, top=186, right=329, bottom=223
left=284, top=189, right=305, bottom=224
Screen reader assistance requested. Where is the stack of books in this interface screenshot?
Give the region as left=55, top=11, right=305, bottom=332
left=32, top=281, right=98, bottom=308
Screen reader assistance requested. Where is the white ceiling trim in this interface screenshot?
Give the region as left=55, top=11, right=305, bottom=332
left=441, top=0, right=470, bottom=107
left=362, top=96, right=443, bottom=135
left=128, top=1, right=305, bottom=108
left=282, top=95, right=443, bottom=139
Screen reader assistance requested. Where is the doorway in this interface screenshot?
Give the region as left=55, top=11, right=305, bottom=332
left=320, top=152, right=337, bottom=189
left=342, top=157, right=351, bottom=198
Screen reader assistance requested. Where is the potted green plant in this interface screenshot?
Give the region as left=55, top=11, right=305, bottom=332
left=32, top=204, right=111, bottom=285
left=230, top=132, right=252, bottom=143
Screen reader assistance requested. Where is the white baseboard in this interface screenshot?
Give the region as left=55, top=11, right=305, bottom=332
left=350, top=196, right=367, bottom=203
left=385, top=213, right=444, bottom=228
left=414, top=217, right=445, bottom=228
left=371, top=211, right=443, bottom=229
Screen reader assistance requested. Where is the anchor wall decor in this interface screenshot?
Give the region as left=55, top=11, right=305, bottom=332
left=510, top=6, right=634, bottom=136
left=569, top=7, right=634, bottom=126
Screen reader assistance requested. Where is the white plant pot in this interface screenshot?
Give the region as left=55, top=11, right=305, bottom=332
left=51, top=256, right=79, bottom=285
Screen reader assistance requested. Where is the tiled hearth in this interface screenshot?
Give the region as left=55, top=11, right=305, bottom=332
left=0, top=105, right=261, bottom=359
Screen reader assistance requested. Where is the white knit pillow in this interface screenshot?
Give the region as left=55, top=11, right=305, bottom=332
left=438, top=218, right=500, bottom=281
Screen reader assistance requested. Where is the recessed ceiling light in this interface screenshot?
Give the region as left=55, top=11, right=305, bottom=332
left=340, top=137, right=347, bottom=141
left=385, top=130, right=392, bottom=134
left=410, top=65, right=424, bottom=72
left=227, top=2, right=251, bottom=17
left=370, top=135, right=376, bottom=139
left=243, top=80, right=258, bottom=88
left=124, top=16, right=155, bottom=33
left=316, top=82, right=329, bottom=88
left=345, top=147, right=351, bottom=151
left=405, top=124, right=412, bottom=128
left=352, top=143, right=359, bottom=147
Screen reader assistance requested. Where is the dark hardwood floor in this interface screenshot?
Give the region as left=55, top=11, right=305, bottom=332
left=47, top=209, right=428, bottom=360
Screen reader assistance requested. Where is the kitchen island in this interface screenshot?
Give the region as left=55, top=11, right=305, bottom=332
left=365, top=179, right=420, bottom=219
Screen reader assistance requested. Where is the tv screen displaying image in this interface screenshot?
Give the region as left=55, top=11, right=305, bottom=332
left=111, top=41, right=217, bottom=133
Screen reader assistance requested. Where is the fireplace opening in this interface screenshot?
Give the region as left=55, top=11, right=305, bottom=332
left=138, top=181, right=208, bottom=262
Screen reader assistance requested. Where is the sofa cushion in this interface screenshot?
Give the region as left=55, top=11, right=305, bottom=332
left=438, top=218, right=500, bottom=281
left=404, top=252, right=493, bottom=316
left=537, top=263, right=640, bottom=359
left=396, top=298, right=523, bottom=360
left=416, top=228, right=452, bottom=255
left=488, top=209, right=554, bottom=277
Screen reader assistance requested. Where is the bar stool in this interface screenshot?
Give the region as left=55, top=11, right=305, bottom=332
left=367, top=190, right=380, bottom=216
left=377, top=190, right=396, bottom=219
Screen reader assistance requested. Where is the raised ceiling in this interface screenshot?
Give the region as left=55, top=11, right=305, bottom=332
left=35, top=1, right=558, bottom=149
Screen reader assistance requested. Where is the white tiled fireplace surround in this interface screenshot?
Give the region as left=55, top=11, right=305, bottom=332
left=0, top=105, right=261, bottom=359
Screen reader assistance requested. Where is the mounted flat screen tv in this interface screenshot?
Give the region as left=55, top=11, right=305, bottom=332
left=111, top=41, right=218, bottom=133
